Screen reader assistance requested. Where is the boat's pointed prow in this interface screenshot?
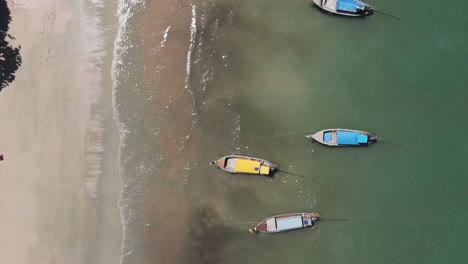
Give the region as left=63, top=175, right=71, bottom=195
left=305, top=132, right=321, bottom=143
left=249, top=226, right=259, bottom=234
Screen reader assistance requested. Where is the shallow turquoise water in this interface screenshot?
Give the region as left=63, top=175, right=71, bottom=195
left=116, top=0, right=468, bottom=263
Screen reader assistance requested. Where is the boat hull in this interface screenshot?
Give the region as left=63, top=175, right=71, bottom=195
left=306, top=129, right=377, bottom=147
left=211, top=155, right=278, bottom=176
left=251, top=212, right=320, bottom=234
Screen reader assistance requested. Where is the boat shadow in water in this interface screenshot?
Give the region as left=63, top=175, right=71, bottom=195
left=183, top=204, right=233, bottom=264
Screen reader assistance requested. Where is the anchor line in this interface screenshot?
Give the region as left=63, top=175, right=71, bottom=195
left=379, top=138, right=407, bottom=148
left=184, top=164, right=212, bottom=170
left=257, top=129, right=316, bottom=138
left=374, top=9, right=401, bottom=21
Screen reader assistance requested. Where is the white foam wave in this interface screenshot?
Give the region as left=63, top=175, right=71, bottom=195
left=200, top=68, right=213, bottom=94
left=193, top=12, right=206, bottom=65
left=88, top=0, right=105, bottom=8
left=184, top=4, right=197, bottom=92
left=111, top=0, right=145, bottom=263
left=160, top=26, right=171, bottom=48
left=178, top=4, right=200, bottom=151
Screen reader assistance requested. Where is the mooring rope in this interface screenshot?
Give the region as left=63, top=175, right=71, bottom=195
left=184, top=164, right=212, bottom=170
left=227, top=221, right=258, bottom=225
left=379, top=138, right=407, bottom=148
left=277, top=169, right=306, bottom=178
left=257, top=129, right=316, bottom=138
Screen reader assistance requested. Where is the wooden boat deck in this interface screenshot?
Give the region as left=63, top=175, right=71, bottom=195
left=225, top=158, right=235, bottom=172
left=276, top=213, right=301, bottom=219
left=215, top=158, right=225, bottom=168
left=330, top=131, right=337, bottom=144
left=256, top=221, right=267, bottom=232
left=324, top=0, right=337, bottom=10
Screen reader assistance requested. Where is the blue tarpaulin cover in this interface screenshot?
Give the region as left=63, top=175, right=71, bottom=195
left=356, top=1, right=366, bottom=9
left=323, top=132, right=332, bottom=143
left=336, top=131, right=360, bottom=145
left=336, top=0, right=365, bottom=12
left=358, top=135, right=368, bottom=143
left=276, top=216, right=303, bottom=231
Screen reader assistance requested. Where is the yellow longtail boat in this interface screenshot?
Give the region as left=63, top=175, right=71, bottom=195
left=211, top=155, right=278, bottom=176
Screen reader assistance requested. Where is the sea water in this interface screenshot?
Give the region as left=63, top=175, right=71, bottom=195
left=112, top=0, right=468, bottom=263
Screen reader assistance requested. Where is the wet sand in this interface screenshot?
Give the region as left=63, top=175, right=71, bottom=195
left=119, top=1, right=195, bottom=262
left=115, top=1, right=251, bottom=263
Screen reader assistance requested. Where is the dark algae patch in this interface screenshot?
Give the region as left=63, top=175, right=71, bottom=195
left=0, top=0, right=22, bottom=91
left=183, top=204, right=231, bottom=264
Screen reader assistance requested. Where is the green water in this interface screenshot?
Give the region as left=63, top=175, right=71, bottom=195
left=117, top=0, right=468, bottom=263
left=184, top=0, right=468, bottom=263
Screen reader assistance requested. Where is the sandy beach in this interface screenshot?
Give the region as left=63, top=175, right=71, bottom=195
left=0, top=0, right=121, bottom=263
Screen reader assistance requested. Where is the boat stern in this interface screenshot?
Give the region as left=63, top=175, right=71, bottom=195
left=303, top=212, right=321, bottom=227
left=260, top=161, right=279, bottom=176
left=366, top=133, right=378, bottom=144
left=310, top=212, right=321, bottom=221
left=362, top=5, right=374, bottom=16
left=270, top=162, right=279, bottom=172
left=355, top=0, right=374, bottom=16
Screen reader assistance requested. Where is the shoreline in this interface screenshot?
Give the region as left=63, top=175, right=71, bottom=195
left=113, top=1, right=197, bottom=262
left=0, top=0, right=122, bottom=263
left=86, top=0, right=123, bottom=263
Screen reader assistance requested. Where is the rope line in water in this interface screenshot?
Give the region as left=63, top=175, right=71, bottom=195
left=184, top=164, right=212, bottom=170
left=257, top=129, right=316, bottom=138
left=226, top=221, right=258, bottom=225
left=277, top=168, right=329, bottom=181
left=374, top=10, right=401, bottom=21
left=277, top=169, right=306, bottom=178
left=226, top=216, right=466, bottom=229
left=322, top=215, right=468, bottom=221
left=379, top=138, right=407, bottom=148
left=321, top=218, right=349, bottom=221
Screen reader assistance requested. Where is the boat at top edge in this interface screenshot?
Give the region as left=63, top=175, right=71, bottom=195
left=312, top=0, right=374, bottom=17
left=211, top=155, right=278, bottom=176
left=305, top=129, right=377, bottom=147
left=250, top=212, right=320, bottom=234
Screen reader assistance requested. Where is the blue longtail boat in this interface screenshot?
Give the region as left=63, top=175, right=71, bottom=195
left=312, top=0, right=374, bottom=17
left=306, top=129, right=377, bottom=147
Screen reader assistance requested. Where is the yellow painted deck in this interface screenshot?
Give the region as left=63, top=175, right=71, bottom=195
left=235, top=159, right=261, bottom=174
left=260, top=166, right=270, bottom=175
